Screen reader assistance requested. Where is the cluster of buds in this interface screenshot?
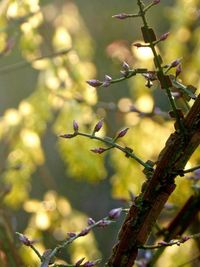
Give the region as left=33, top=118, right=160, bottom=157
left=112, top=0, right=160, bottom=21
left=142, top=71, right=157, bottom=88
left=60, top=119, right=130, bottom=157
left=120, top=61, right=131, bottom=77
left=158, top=236, right=190, bottom=247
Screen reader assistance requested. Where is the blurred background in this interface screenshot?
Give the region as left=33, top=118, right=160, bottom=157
left=0, top=0, right=200, bottom=266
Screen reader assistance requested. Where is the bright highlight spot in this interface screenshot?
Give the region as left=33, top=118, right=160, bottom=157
left=53, top=27, right=72, bottom=49
left=35, top=212, right=50, bottom=230
left=118, top=98, right=132, bottom=113
left=135, top=94, right=154, bottom=113
left=4, top=109, right=21, bottom=126
left=7, top=3, right=18, bottom=18
left=21, top=130, right=40, bottom=148
left=133, top=42, right=154, bottom=61
left=19, top=101, right=33, bottom=116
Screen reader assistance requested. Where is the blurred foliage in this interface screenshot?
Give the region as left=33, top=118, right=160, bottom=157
left=0, top=0, right=199, bottom=266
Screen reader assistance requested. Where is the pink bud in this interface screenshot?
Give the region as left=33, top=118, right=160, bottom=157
left=108, top=208, right=122, bottom=220
left=91, top=147, right=106, bottom=154
left=94, top=119, right=104, bottom=132
left=73, top=120, right=79, bottom=132
left=112, top=13, right=130, bottom=20
left=86, top=79, right=103, bottom=87
left=159, top=32, right=170, bottom=41
left=116, top=128, right=129, bottom=138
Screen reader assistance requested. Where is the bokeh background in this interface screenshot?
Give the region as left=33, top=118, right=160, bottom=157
left=0, top=0, right=200, bottom=266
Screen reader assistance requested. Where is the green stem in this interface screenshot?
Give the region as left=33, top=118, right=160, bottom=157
left=137, top=0, right=186, bottom=135
left=77, top=132, right=153, bottom=170
left=30, top=245, right=43, bottom=261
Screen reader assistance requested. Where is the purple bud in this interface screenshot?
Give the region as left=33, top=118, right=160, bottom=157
left=79, top=227, right=90, bottom=237
left=194, top=169, right=200, bottom=180
left=84, top=261, right=95, bottom=267
left=73, top=120, right=79, bottom=132
left=176, top=64, right=182, bottom=77
left=171, top=59, right=181, bottom=68
left=122, top=61, right=130, bottom=70
left=158, top=241, right=168, bottom=246
left=112, top=13, right=130, bottom=20
left=116, top=128, right=129, bottom=138
left=91, top=147, right=106, bottom=154
left=182, top=236, right=190, bottom=242
left=17, top=233, right=33, bottom=246
left=108, top=208, right=122, bottom=220
left=67, top=232, right=76, bottom=238
left=94, top=119, right=104, bottom=132
left=75, top=258, right=85, bottom=266
left=159, top=32, right=170, bottom=41
left=102, top=75, right=112, bottom=87
left=88, top=217, right=96, bottom=226
left=97, top=219, right=112, bottom=227
left=86, top=79, right=103, bottom=88
left=133, top=42, right=143, bottom=48
left=59, top=133, right=75, bottom=139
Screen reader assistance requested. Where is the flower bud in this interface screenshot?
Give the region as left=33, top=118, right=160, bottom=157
left=86, top=79, right=103, bottom=87
left=79, top=227, right=90, bottom=236
left=159, top=32, right=170, bottom=41
left=84, top=261, right=95, bottom=267
left=97, top=219, right=112, bottom=227
left=102, top=75, right=112, bottom=87
left=67, top=232, right=76, bottom=238
left=93, top=119, right=103, bottom=132
left=88, top=217, right=96, bottom=225
left=108, top=208, right=122, bottom=220
left=175, top=64, right=182, bottom=77
left=91, top=147, right=106, bottom=154
left=59, top=133, right=75, bottom=139
left=133, top=42, right=143, bottom=48
left=16, top=233, right=33, bottom=246
left=116, top=128, right=129, bottom=138
left=75, top=258, right=85, bottom=266
left=122, top=61, right=130, bottom=71
left=112, top=13, right=130, bottom=19
left=73, top=120, right=79, bottom=132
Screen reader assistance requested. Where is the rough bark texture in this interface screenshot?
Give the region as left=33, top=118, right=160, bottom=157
left=107, top=95, right=200, bottom=267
